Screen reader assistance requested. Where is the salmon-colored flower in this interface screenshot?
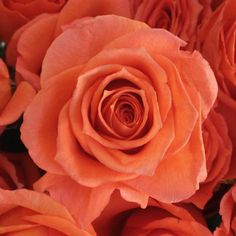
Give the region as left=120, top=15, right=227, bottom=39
left=186, top=109, right=232, bottom=208
left=22, top=15, right=217, bottom=203
left=130, top=0, right=211, bottom=44
left=35, top=173, right=212, bottom=236
left=198, top=0, right=236, bottom=179
left=6, top=0, right=131, bottom=90
left=0, top=59, right=35, bottom=133
left=0, top=0, right=68, bottom=42
left=214, top=184, right=236, bottom=236
left=0, top=188, right=92, bottom=235
left=93, top=192, right=212, bottom=236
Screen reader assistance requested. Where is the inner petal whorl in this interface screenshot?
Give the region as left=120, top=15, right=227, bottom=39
left=101, top=90, right=145, bottom=138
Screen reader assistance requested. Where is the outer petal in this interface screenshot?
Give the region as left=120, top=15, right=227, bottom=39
left=0, top=1, right=27, bottom=42
left=56, top=0, right=132, bottom=30
left=0, top=188, right=91, bottom=236
left=41, top=15, right=148, bottom=83
left=34, top=174, right=148, bottom=228
left=16, top=14, right=58, bottom=90
left=21, top=66, right=81, bottom=174
left=0, top=81, right=36, bottom=125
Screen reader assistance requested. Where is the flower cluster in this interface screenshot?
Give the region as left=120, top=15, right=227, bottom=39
left=0, top=0, right=235, bottom=235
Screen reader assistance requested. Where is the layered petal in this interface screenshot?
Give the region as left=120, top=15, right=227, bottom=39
left=0, top=188, right=92, bottom=236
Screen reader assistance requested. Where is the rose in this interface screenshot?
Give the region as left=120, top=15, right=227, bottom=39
left=35, top=174, right=212, bottom=236
left=130, top=0, right=211, bottom=44
left=0, top=0, right=68, bottom=42
left=21, top=15, right=217, bottom=203
left=0, top=59, right=35, bottom=133
left=186, top=109, right=232, bottom=208
left=214, top=184, right=236, bottom=236
left=118, top=202, right=212, bottom=236
left=120, top=206, right=211, bottom=236
left=0, top=188, right=92, bottom=236
left=197, top=0, right=236, bottom=179
left=6, top=0, right=131, bottom=90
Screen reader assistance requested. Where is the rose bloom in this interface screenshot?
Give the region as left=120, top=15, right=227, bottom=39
left=35, top=174, right=212, bottom=236
left=95, top=195, right=213, bottom=236
left=0, top=0, right=68, bottom=42
left=0, top=58, right=35, bottom=134
left=35, top=174, right=211, bottom=236
left=198, top=0, right=236, bottom=179
left=6, top=0, right=131, bottom=90
left=214, top=184, right=236, bottom=236
left=185, top=109, right=232, bottom=208
left=0, top=188, right=92, bottom=235
left=22, top=15, right=218, bottom=203
left=130, top=0, right=211, bottom=43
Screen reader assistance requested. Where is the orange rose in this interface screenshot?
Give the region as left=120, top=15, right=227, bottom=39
left=93, top=190, right=212, bottom=236
left=214, top=184, right=236, bottom=236
left=6, top=0, right=131, bottom=90
left=0, top=0, right=67, bottom=42
left=36, top=174, right=212, bottom=236
left=130, top=0, right=211, bottom=43
left=22, top=15, right=217, bottom=203
left=198, top=0, right=236, bottom=179
left=0, top=188, right=92, bottom=235
left=186, top=109, right=232, bottom=208
left=0, top=58, right=35, bottom=133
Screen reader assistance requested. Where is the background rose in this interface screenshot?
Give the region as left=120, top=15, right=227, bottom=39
left=0, top=0, right=68, bottom=42
left=21, top=15, right=217, bottom=203
left=93, top=189, right=212, bottom=236
left=34, top=174, right=212, bottom=236
left=198, top=0, right=236, bottom=179
left=0, top=188, right=92, bottom=235
left=0, top=58, right=35, bottom=133
left=6, top=0, right=131, bottom=90
left=130, top=0, right=210, bottom=45
left=214, top=184, right=236, bottom=236
left=186, top=109, right=232, bottom=208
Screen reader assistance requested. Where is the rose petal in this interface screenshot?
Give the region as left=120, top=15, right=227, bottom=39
left=16, top=14, right=58, bottom=90
left=0, top=81, right=36, bottom=125
left=21, top=66, right=81, bottom=174
left=0, top=1, right=27, bottom=42
left=41, top=15, right=148, bottom=82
